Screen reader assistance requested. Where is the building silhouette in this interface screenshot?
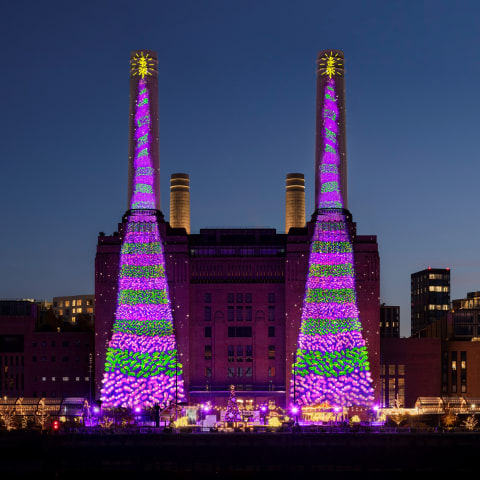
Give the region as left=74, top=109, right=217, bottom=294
left=411, top=267, right=450, bottom=336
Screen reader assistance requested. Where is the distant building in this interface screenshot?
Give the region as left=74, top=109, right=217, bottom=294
left=0, top=300, right=94, bottom=399
left=380, top=304, right=400, bottom=338
left=52, top=295, right=94, bottom=324
left=380, top=337, right=441, bottom=407
left=411, top=268, right=450, bottom=337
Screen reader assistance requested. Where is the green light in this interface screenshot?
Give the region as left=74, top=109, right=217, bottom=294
left=306, top=288, right=356, bottom=303
left=113, top=319, right=173, bottom=336
left=309, top=264, right=354, bottom=277
left=320, top=181, right=339, bottom=193
left=118, top=289, right=168, bottom=305
left=325, top=128, right=336, bottom=142
left=312, top=241, right=352, bottom=253
left=121, top=242, right=162, bottom=255
left=301, top=317, right=362, bottom=336
left=294, top=346, right=370, bottom=378
left=105, top=348, right=182, bottom=378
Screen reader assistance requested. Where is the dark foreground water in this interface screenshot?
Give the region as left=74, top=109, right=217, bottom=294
left=0, top=430, right=478, bottom=478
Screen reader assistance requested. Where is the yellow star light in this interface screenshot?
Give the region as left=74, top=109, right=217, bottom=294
left=131, top=52, right=155, bottom=79
left=319, top=51, right=343, bottom=79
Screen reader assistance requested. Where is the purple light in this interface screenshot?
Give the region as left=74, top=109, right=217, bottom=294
left=291, top=406, right=299, bottom=415
left=260, top=406, right=267, bottom=412
left=334, top=407, right=341, bottom=413
left=100, top=77, right=185, bottom=409
left=290, top=78, right=374, bottom=409
left=373, top=405, right=379, bottom=411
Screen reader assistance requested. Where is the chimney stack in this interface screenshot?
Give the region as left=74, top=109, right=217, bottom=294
left=170, top=173, right=191, bottom=233
left=285, top=173, right=305, bottom=233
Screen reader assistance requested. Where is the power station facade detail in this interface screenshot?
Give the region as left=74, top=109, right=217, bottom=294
left=95, top=49, right=380, bottom=408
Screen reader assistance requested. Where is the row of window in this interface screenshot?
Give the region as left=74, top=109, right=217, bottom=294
left=203, top=367, right=276, bottom=378
left=380, top=364, right=405, bottom=376
left=204, top=306, right=276, bottom=322
left=32, top=356, right=87, bottom=363
left=54, top=299, right=93, bottom=308
left=205, top=344, right=276, bottom=360
left=203, top=293, right=276, bottom=304
left=204, top=326, right=275, bottom=338
left=57, top=307, right=94, bottom=315
left=40, top=376, right=90, bottom=382
left=33, top=341, right=90, bottom=348
left=428, top=304, right=449, bottom=311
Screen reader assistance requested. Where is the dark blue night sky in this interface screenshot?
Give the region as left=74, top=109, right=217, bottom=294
left=1, top=0, right=479, bottom=336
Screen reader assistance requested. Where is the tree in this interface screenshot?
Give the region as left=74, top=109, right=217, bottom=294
left=462, top=415, right=478, bottom=431
left=442, top=410, right=457, bottom=429
left=389, top=413, right=408, bottom=427
left=0, top=406, right=16, bottom=431
left=35, top=399, right=50, bottom=430
left=224, top=385, right=241, bottom=423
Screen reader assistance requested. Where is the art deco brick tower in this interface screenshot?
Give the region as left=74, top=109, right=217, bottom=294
left=285, top=173, right=306, bottom=232
left=290, top=50, right=374, bottom=407
left=100, top=51, right=186, bottom=408
left=170, top=173, right=191, bottom=233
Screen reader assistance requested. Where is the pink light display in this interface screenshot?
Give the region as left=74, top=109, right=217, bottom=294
left=290, top=78, right=374, bottom=408
left=100, top=78, right=185, bottom=408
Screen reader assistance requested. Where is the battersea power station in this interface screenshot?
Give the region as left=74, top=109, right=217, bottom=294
left=95, top=49, right=380, bottom=410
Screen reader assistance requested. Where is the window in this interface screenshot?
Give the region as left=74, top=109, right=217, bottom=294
left=268, top=345, right=275, bottom=360
left=237, top=367, right=243, bottom=377
left=236, top=293, right=243, bottom=303
left=245, top=367, right=252, bottom=377
left=236, top=306, right=243, bottom=321
left=398, top=364, right=405, bottom=375
left=51, top=356, right=55, bottom=362
left=228, top=327, right=252, bottom=337
left=228, top=367, right=235, bottom=377
left=41, top=377, right=46, bottom=382
left=388, top=364, right=395, bottom=375
left=204, top=345, right=212, bottom=360
left=65, top=301, right=70, bottom=307
left=245, top=306, right=252, bottom=321
left=204, top=306, right=212, bottom=322
left=228, top=293, right=234, bottom=303
left=77, top=299, right=82, bottom=306
left=204, top=293, right=211, bottom=303
left=205, top=367, right=212, bottom=378
left=72, top=300, right=76, bottom=307
left=268, top=293, right=275, bottom=303
left=86, top=299, right=93, bottom=306
left=245, top=345, right=253, bottom=362
left=62, top=356, right=69, bottom=363
left=380, top=364, right=385, bottom=375
left=75, top=377, right=80, bottom=382
left=236, top=346, right=243, bottom=362
left=62, top=341, right=69, bottom=347
left=268, top=367, right=275, bottom=377
left=62, top=377, right=69, bottom=382
left=84, top=377, right=89, bottom=382
left=268, top=306, right=275, bottom=322
left=268, top=326, right=275, bottom=337
left=228, top=306, right=234, bottom=322
left=32, top=356, right=37, bottom=363
left=228, top=345, right=234, bottom=362
left=51, top=341, right=56, bottom=347
left=51, top=377, right=56, bottom=382
left=205, top=326, right=212, bottom=338
left=245, top=293, right=252, bottom=303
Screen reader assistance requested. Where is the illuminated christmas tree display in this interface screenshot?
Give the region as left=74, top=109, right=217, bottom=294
left=224, top=385, right=241, bottom=423
left=100, top=54, right=185, bottom=408
left=291, top=57, right=374, bottom=408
